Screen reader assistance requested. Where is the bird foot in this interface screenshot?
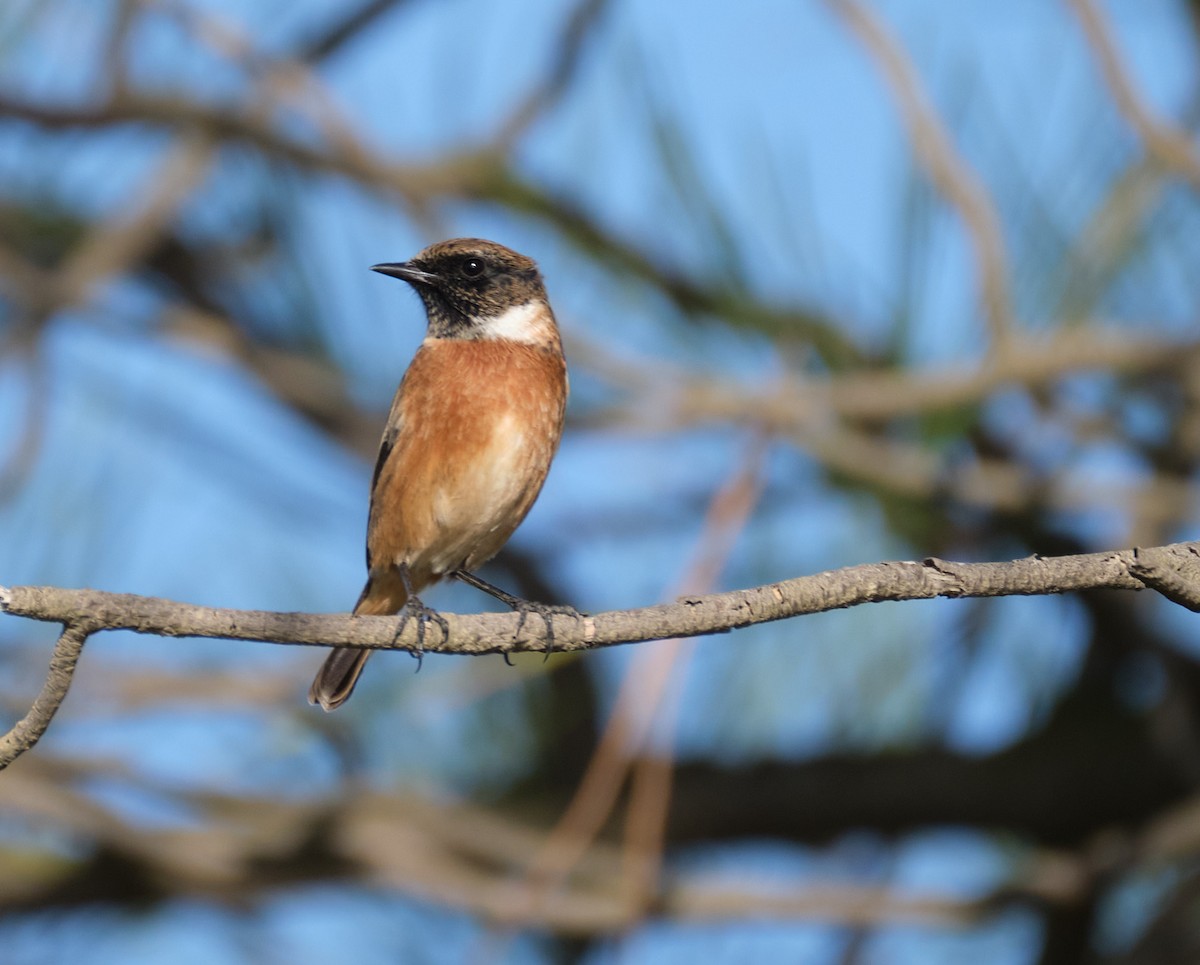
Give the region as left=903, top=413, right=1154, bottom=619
left=511, top=600, right=587, bottom=662
left=395, top=594, right=449, bottom=672
left=449, top=569, right=584, bottom=664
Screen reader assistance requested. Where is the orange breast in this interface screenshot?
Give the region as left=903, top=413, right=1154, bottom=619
left=366, top=338, right=567, bottom=585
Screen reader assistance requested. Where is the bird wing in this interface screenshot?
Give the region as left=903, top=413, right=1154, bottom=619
left=364, top=381, right=406, bottom=571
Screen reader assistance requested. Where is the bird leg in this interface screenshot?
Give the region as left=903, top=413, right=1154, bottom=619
left=396, top=563, right=448, bottom=672
left=451, top=569, right=584, bottom=662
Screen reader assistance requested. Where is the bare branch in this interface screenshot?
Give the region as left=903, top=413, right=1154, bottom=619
left=586, top=326, right=1197, bottom=425
left=0, top=542, right=1197, bottom=770
left=1, top=545, right=1190, bottom=655
left=0, top=620, right=94, bottom=769
left=1130, top=545, right=1200, bottom=612
left=0, top=549, right=1160, bottom=652
left=0, top=90, right=492, bottom=205
left=577, top=330, right=1200, bottom=529
left=1067, top=0, right=1200, bottom=192
left=826, top=0, right=1015, bottom=347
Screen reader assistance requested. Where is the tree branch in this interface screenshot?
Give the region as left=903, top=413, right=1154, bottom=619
left=0, top=545, right=1182, bottom=652
left=1130, top=545, right=1200, bottom=612
left=0, top=542, right=1197, bottom=771
left=0, top=620, right=95, bottom=769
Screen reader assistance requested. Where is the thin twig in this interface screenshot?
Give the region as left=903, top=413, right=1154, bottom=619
left=621, top=434, right=769, bottom=912
left=1066, top=0, right=1200, bottom=192
left=494, top=0, right=613, bottom=148
left=826, top=0, right=1015, bottom=347
left=294, top=0, right=416, bottom=64
left=0, top=620, right=95, bottom=769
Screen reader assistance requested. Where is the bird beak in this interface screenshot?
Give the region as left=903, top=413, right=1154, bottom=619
left=370, top=262, right=440, bottom=286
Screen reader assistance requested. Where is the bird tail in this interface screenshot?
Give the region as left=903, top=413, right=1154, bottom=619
left=308, top=574, right=408, bottom=712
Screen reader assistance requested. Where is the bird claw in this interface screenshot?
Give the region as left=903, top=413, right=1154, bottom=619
left=448, top=569, right=583, bottom=665
left=394, top=594, right=449, bottom=673
left=511, top=601, right=586, bottom=662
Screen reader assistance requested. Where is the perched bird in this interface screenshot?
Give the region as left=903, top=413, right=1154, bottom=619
left=309, top=238, right=569, bottom=711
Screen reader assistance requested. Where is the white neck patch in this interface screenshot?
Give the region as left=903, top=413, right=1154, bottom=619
left=478, top=300, right=548, bottom=343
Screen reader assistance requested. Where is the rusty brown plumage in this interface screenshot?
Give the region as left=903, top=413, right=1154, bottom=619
left=309, top=239, right=567, bottom=711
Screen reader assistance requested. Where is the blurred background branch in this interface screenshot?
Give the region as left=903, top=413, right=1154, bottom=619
left=826, top=0, right=1016, bottom=348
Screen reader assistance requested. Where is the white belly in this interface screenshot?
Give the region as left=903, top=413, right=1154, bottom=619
left=423, top=410, right=547, bottom=574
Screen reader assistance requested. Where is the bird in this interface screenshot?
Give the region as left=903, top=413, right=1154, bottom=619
left=309, top=238, right=569, bottom=712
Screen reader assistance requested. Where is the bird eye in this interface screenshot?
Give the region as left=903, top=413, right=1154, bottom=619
left=461, top=257, right=486, bottom=277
